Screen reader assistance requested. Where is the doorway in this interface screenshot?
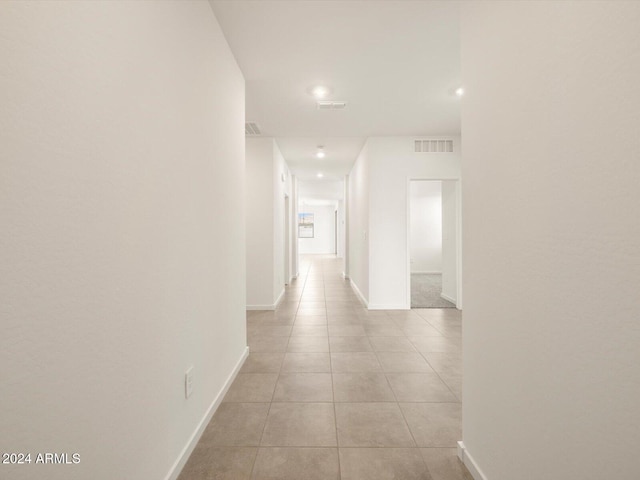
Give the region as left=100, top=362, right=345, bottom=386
left=284, top=195, right=290, bottom=286
left=334, top=210, right=338, bottom=255
left=408, top=180, right=458, bottom=308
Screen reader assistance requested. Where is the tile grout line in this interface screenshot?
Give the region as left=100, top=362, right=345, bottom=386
left=408, top=309, right=463, bottom=403
left=372, top=312, right=435, bottom=474
left=323, top=257, right=342, bottom=480
left=241, top=257, right=463, bottom=478
left=370, top=340, right=423, bottom=450
left=415, top=349, right=461, bottom=402
left=253, top=255, right=310, bottom=471
left=245, top=263, right=304, bottom=478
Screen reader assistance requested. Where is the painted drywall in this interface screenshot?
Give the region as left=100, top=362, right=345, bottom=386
left=461, top=2, right=640, bottom=479
left=366, top=137, right=461, bottom=309
left=246, top=137, right=275, bottom=307
left=298, top=204, right=337, bottom=255
left=343, top=176, right=350, bottom=278
left=272, top=140, right=292, bottom=298
left=410, top=181, right=443, bottom=273
left=441, top=180, right=457, bottom=303
left=291, top=176, right=299, bottom=278
left=0, top=2, right=246, bottom=480
left=347, top=143, right=371, bottom=304
left=337, top=199, right=346, bottom=259
left=246, top=138, right=291, bottom=308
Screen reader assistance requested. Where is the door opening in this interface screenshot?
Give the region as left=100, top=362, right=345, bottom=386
left=408, top=180, right=458, bottom=309
left=284, top=195, right=290, bottom=286
left=334, top=210, right=338, bottom=255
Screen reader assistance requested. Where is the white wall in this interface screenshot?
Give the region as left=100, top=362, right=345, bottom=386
left=298, top=204, right=336, bottom=255
left=246, top=138, right=291, bottom=308
left=461, top=2, right=640, bottom=479
left=348, top=143, right=371, bottom=304
left=337, top=199, right=346, bottom=259
left=246, top=137, right=275, bottom=307
left=441, top=180, right=457, bottom=303
left=0, top=3, right=246, bottom=480
left=367, top=137, right=461, bottom=309
left=291, top=176, right=299, bottom=278
left=272, top=141, right=292, bottom=297
left=343, top=175, right=350, bottom=278
left=410, top=181, right=443, bottom=273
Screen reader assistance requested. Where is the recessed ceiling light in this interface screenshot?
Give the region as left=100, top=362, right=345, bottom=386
left=311, top=86, right=329, bottom=99
left=316, top=146, right=325, bottom=159
left=317, top=173, right=324, bottom=178
left=455, top=87, right=464, bottom=97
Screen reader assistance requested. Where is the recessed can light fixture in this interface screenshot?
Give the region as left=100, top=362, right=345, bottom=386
left=312, top=86, right=329, bottom=99
left=317, top=173, right=324, bottom=178
left=316, top=146, right=325, bottom=159
left=455, top=87, right=464, bottom=97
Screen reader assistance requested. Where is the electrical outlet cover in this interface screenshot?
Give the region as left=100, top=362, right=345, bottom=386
left=185, top=367, right=194, bottom=399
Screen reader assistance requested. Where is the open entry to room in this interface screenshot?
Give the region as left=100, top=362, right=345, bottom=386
left=409, top=180, right=458, bottom=308
left=296, top=178, right=346, bottom=261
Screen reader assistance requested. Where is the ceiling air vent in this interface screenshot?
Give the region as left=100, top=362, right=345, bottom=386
left=317, top=101, right=347, bottom=110
left=414, top=139, right=454, bottom=153
left=245, top=122, right=261, bottom=136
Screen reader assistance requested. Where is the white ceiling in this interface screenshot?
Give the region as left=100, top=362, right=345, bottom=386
left=298, top=179, right=345, bottom=204
left=210, top=0, right=461, bottom=190
left=277, top=137, right=365, bottom=182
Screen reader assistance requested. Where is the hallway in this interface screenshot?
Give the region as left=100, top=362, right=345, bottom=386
left=179, top=255, right=469, bottom=480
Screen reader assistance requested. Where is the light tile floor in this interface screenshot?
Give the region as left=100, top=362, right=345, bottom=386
left=178, top=255, right=472, bottom=480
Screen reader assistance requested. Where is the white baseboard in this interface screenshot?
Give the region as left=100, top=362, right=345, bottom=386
left=342, top=272, right=349, bottom=280
left=166, top=346, right=249, bottom=480
left=350, top=281, right=368, bottom=308
left=246, top=288, right=285, bottom=311
left=246, top=304, right=275, bottom=311
left=350, top=283, right=407, bottom=311
left=274, top=288, right=285, bottom=308
left=440, top=292, right=457, bottom=304
left=457, top=441, right=488, bottom=480
left=368, top=304, right=410, bottom=310
left=411, top=271, right=442, bottom=274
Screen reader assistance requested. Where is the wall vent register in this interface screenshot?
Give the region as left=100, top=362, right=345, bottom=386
left=317, top=101, right=347, bottom=110
left=414, top=139, right=454, bottom=153
left=245, top=122, right=261, bottom=135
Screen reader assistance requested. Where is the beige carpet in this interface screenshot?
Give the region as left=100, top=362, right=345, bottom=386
left=411, top=273, right=456, bottom=308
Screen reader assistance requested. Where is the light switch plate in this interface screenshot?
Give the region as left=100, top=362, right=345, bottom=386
left=185, top=366, right=194, bottom=399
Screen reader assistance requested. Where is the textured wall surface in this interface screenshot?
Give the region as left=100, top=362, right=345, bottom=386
left=410, top=181, right=443, bottom=273
left=461, top=2, right=640, bottom=479
left=348, top=142, right=371, bottom=302
left=367, top=137, right=461, bottom=309
left=246, top=138, right=275, bottom=307
left=0, top=2, right=246, bottom=479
